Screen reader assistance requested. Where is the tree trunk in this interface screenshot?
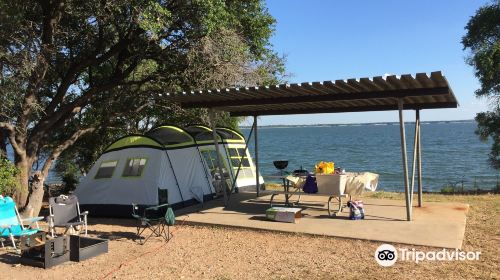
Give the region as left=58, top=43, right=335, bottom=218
left=0, top=129, right=7, bottom=158
left=21, top=171, right=45, bottom=218
left=14, top=157, right=31, bottom=207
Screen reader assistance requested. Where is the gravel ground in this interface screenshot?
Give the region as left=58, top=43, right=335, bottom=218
left=1, top=193, right=498, bottom=280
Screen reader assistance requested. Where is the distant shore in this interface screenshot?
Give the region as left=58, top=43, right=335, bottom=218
left=240, top=119, right=475, bottom=129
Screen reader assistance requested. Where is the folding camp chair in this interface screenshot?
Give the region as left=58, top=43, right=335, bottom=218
left=132, top=203, right=175, bottom=245
left=0, top=196, right=44, bottom=252
left=48, top=195, right=88, bottom=237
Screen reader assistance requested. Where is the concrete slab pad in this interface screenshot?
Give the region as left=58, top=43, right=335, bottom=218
left=176, top=192, right=468, bottom=249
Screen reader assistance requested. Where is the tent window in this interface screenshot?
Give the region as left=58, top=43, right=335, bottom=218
left=228, top=148, right=253, bottom=178
left=95, top=161, right=118, bottom=179
left=122, top=158, right=147, bottom=177
left=228, top=148, right=251, bottom=168
left=201, top=150, right=228, bottom=174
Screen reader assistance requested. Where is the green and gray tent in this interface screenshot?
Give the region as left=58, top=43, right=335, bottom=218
left=75, top=126, right=263, bottom=217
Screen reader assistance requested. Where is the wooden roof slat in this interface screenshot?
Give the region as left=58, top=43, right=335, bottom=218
left=430, top=71, right=448, bottom=87
left=359, top=77, right=384, bottom=91
left=335, top=79, right=361, bottom=92
left=400, top=74, right=422, bottom=88
left=373, top=76, right=395, bottom=90
left=164, top=72, right=458, bottom=115
left=322, top=81, right=350, bottom=93
left=347, top=79, right=372, bottom=92
left=303, top=82, right=333, bottom=95
left=386, top=75, right=408, bottom=90
left=416, top=73, right=435, bottom=88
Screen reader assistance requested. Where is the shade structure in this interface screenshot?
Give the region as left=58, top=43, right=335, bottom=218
left=165, top=71, right=457, bottom=116
left=163, top=71, right=458, bottom=221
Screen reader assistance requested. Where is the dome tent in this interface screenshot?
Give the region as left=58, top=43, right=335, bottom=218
left=75, top=130, right=215, bottom=217
left=185, top=125, right=264, bottom=192
left=75, top=125, right=263, bottom=217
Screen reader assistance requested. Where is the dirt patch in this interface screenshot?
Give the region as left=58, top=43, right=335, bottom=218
left=453, top=205, right=469, bottom=212
left=0, top=193, right=498, bottom=280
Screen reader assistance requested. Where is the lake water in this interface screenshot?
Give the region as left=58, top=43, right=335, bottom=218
left=242, top=121, right=499, bottom=192
left=13, top=120, right=498, bottom=192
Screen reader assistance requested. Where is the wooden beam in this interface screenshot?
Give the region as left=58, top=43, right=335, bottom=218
left=180, top=87, right=450, bottom=108
left=228, top=102, right=458, bottom=117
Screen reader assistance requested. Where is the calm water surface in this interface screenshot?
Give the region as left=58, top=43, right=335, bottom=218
left=242, top=121, right=499, bottom=192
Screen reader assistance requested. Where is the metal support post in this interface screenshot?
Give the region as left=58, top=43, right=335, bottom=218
left=208, top=109, right=228, bottom=206
left=417, top=110, right=423, bottom=207
left=398, top=99, right=412, bottom=221
left=254, top=116, right=260, bottom=197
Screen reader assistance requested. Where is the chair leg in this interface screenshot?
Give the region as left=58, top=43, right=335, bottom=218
left=9, top=234, right=18, bottom=253
left=84, top=215, right=88, bottom=236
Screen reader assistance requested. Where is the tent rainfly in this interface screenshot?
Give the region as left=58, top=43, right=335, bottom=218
left=75, top=125, right=263, bottom=217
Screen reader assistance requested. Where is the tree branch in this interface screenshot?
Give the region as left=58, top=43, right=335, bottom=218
left=41, top=127, right=96, bottom=176
left=0, top=122, right=24, bottom=158
left=45, top=36, right=133, bottom=114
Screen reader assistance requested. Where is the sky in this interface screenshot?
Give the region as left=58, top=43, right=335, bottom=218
left=246, top=0, right=492, bottom=126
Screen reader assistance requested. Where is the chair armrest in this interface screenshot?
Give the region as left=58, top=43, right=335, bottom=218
left=145, top=203, right=170, bottom=212
left=22, top=216, right=44, bottom=223
left=80, top=211, right=89, bottom=216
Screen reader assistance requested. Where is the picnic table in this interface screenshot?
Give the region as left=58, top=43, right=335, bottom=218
left=263, top=174, right=347, bottom=216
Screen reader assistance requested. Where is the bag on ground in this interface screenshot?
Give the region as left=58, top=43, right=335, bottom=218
left=348, top=200, right=365, bottom=220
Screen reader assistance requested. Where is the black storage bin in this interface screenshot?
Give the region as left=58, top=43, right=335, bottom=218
left=20, top=234, right=70, bottom=269
left=69, top=235, right=108, bottom=262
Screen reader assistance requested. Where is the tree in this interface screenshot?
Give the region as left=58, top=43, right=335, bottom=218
left=462, top=0, right=500, bottom=168
left=0, top=157, right=20, bottom=196
left=0, top=0, right=284, bottom=216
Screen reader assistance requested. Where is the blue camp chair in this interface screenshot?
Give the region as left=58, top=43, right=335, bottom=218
left=0, top=196, right=44, bottom=251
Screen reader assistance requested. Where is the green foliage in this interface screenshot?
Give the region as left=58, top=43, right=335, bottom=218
left=0, top=0, right=285, bottom=176
left=0, top=157, right=20, bottom=196
left=54, top=156, right=81, bottom=193
left=462, top=0, right=500, bottom=97
left=475, top=107, right=500, bottom=168
left=440, top=185, right=455, bottom=194
left=463, top=0, right=500, bottom=169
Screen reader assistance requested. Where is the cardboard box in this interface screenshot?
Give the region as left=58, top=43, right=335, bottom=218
left=266, top=207, right=302, bottom=223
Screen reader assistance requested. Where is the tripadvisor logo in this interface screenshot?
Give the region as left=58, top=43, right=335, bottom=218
left=375, top=244, right=481, bottom=266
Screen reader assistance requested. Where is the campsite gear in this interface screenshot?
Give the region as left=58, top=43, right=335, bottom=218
left=266, top=207, right=302, bottom=223
left=292, top=166, right=309, bottom=176
left=302, top=174, right=318, bottom=193
left=48, top=195, right=88, bottom=237
left=75, top=125, right=263, bottom=217
left=273, top=160, right=289, bottom=171
left=315, top=174, right=347, bottom=196
left=132, top=203, right=174, bottom=245
left=20, top=234, right=70, bottom=269
left=344, top=172, right=379, bottom=196
left=348, top=200, right=365, bottom=220
left=0, top=196, right=43, bottom=251
left=315, top=161, right=335, bottom=174
left=69, top=235, right=108, bottom=262
left=273, top=160, right=289, bottom=193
